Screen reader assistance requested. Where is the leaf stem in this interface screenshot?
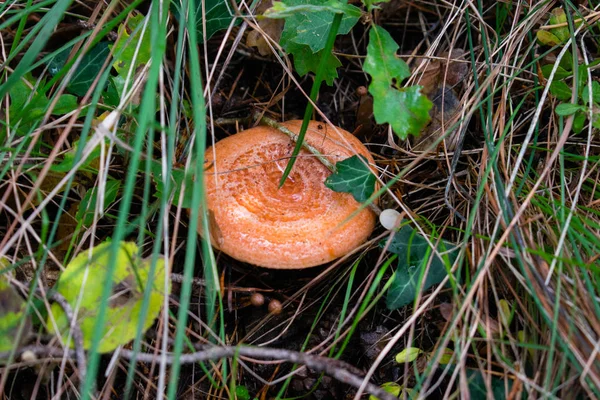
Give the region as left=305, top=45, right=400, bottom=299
left=278, top=11, right=343, bottom=187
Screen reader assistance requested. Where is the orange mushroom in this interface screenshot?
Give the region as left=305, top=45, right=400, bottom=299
left=203, top=120, right=376, bottom=269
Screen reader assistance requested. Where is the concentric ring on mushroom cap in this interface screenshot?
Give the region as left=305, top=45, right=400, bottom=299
left=204, top=120, right=376, bottom=269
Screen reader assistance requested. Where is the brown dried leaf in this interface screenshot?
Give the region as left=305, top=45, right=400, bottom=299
left=246, top=0, right=284, bottom=56
left=439, top=302, right=453, bottom=321
left=411, top=86, right=462, bottom=151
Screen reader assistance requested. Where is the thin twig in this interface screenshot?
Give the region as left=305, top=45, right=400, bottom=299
left=2, top=345, right=396, bottom=400
left=258, top=114, right=336, bottom=171
left=48, top=292, right=87, bottom=389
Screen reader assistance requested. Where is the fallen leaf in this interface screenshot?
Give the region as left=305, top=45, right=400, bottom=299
left=246, top=1, right=284, bottom=56
left=47, top=241, right=170, bottom=353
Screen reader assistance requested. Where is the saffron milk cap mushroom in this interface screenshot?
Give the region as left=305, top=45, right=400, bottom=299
left=203, top=120, right=376, bottom=269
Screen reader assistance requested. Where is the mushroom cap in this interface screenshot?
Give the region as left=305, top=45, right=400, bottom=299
left=204, top=120, right=376, bottom=269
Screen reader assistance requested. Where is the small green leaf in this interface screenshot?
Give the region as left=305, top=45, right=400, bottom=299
left=47, top=241, right=170, bottom=353
left=76, top=179, right=121, bottom=227
left=549, top=8, right=570, bottom=43
left=555, top=103, right=584, bottom=116
left=581, top=81, right=600, bottom=105
left=369, top=382, right=402, bottom=400
left=51, top=139, right=102, bottom=173
left=559, top=49, right=573, bottom=71
left=592, top=112, right=600, bottom=129
left=0, top=274, right=32, bottom=352
left=536, top=30, right=561, bottom=46
left=573, top=110, right=586, bottom=133
left=150, top=160, right=196, bottom=208
left=53, top=94, right=79, bottom=115
left=549, top=81, right=572, bottom=101
left=541, top=64, right=571, bottom=80
left=47, top=42, right=111, bottom=96
left=395, top=347, right=422, bottom=363
left=324, top=155, right=376, bottom=203
left=498, top=299, right=513, bottom=329
left=364, top=25, right=432, bottom=139
left=110, top=14, right=152, bottom=77
left=362, top=0, right=391, bottom=11
left=8, top=80, right=79, bottom=133
left=438, top=348, right=454, bottom=365
left=384, top=226, right=458, bottom=310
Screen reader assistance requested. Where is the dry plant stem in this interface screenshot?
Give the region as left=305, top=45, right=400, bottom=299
left=48, top=292, right=87, bottom=391
left=257, top=114, right=381, bottom=215
left=2, top=345, right=396, bottom=400
left=170, top=272, right=273, bottom=293
left=258, top=115, right=336, bottom=171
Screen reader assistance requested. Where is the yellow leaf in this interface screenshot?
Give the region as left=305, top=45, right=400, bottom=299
left=47, top=241, right=170, bottom=353
left=395, top=347, right=422, bottom=363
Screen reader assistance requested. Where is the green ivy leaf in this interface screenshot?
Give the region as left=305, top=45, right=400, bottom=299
left=384, top=226, right=458, bottom=310
left=47, top=42, right=111, bottom=97
left=273, top=0, right=360, bottom=52
left=76, top=179, right=121, bottom=227
left=555, top=103, right=584, bottom=116
left=273, top=0, right=359, bottom=85
left=0, top=273, right=32, bottom=352
left=175, top=0, right=240, bottom=43
left=293, top=3, right=360, bottom=52
left=364, top=25, right=432, bottom=139
left=110, top=14, right=152, bottom=77
left=324, top=155, right=376, bottom=203
left=47, top=242, right=170, bottom=353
